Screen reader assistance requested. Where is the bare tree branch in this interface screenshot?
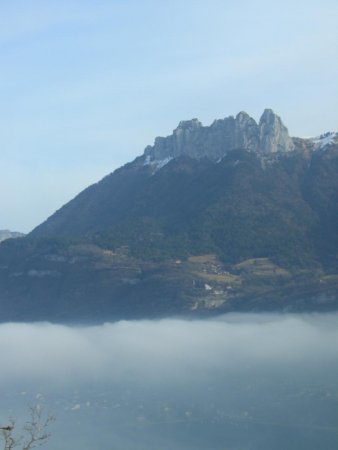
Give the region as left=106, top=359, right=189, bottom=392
left=0, top=419, right=19, bottom=450
left=1, top=405, right=54, bottom=450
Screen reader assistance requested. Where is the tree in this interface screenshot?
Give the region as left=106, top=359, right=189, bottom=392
left=0, top=404, right=54, bottom=450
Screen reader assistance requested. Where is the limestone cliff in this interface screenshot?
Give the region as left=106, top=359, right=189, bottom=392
left=144, top=109, right=294, bottom=162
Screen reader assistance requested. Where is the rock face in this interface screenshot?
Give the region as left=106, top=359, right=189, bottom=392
left=259, top=109, right=295, bottom=153
left=144, top=109, right=294, bottom=162
left=0, top=230, right=24, bottom=243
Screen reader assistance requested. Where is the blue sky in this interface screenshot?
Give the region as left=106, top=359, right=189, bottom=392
left=1, top=0, right=337, bottom=232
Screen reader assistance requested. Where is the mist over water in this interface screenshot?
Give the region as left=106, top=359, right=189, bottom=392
left=1, top=314, right=337, bottom=450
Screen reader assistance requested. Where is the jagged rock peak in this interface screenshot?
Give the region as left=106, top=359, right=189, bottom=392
left=175, top=118, right=202, bottom=131
left=235, top=111, right=260, bottom=152
left=236, top=111, right=252, bottom=121
left=259, top=108, right=295, bottom=153
left=144, top=109, right=294, bottom=162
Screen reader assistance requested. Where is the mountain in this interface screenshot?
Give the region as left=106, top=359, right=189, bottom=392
left=0, top=230, right=25, bottom=243
left=0, top=109, right=337, bottom=322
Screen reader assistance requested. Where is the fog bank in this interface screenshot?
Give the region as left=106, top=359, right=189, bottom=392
left=0, top=313, right=337, bottom=385
left=1, top=313, right=338, bottom=450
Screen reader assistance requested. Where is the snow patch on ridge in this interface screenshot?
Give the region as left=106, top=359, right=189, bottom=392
left=309, top=132, right=338, bottom=149
left=143, top=155, right=174, bottom=174
left=155, top=156, right=174, bottom=171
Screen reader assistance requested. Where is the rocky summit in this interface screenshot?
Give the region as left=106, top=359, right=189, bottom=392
left=0, top=110, right=337, bottom=322
left=144, top=109, right=294, bottom=163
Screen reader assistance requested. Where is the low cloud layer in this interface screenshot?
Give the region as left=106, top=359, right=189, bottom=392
left=0, top=313, right=337, bottom=385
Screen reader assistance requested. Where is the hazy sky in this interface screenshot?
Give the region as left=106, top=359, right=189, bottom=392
left=1, top=0, right=337, bottom=232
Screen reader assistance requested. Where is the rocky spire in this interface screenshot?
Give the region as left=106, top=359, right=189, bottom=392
left=234, top=111, right=260, bottom=152
left=259, top=109, right=295, bottom=153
